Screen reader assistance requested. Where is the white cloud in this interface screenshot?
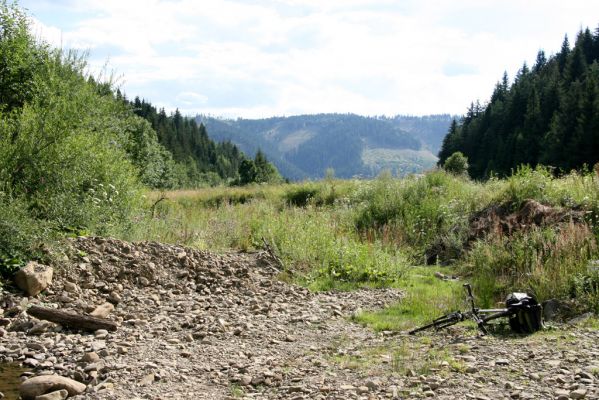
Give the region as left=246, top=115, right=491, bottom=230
left=21, top=0, right=599, bottom=117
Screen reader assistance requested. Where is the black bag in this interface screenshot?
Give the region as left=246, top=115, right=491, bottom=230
left=505, top=292, right=544, bottom=333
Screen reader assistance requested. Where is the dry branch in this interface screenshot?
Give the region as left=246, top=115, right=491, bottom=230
left=28, top=306, right=118, bottom=332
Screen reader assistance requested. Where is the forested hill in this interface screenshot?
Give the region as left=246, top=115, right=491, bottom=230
left=438, top=27, right=599, bottom=179
left=127, top=96, right=245, bottom=186
left=196, top=114, right=453, bottom=180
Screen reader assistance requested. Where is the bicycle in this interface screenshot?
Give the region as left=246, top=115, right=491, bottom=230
left=408, top=283, right=542, bottom=335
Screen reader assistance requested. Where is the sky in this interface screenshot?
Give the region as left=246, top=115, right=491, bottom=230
left=20, top=0, right=599, bottom=118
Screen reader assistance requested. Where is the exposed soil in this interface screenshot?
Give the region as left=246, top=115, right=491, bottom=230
left=0, top=237, right=598, bottom=399
left=467, top=199, right=586, bottom=242
left=426, top=199, right=588, bottom=265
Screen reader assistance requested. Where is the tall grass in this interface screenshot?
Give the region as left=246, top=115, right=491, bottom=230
left=133, top=181, right=407, bottom=290
left=352, top=171, right=491, bottom=263
left=128, top=166, right=599, bottom=325
left=466, top=223, right=597, bottom=307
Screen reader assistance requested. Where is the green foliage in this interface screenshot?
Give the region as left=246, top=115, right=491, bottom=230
left=490, top=166, right=599, bottom=212
left=133, top=167, right=599, bottom=324
left=0, top=3, right=145, bottom=267
left=308, top=239, right=405, bottom=290
left=354, top=266, right=462, bottom=331
left=236, top=150, right=282, bottom=185
left=572, top=261, right=599, bottom=314
left=443, top=151, right=469, bottom=176
left=0, top=194, right=44, bottom=277
left=129, top=97, right=246, bottom=186
left=353, top=170, right=485, bottom=257
left=0, top=0, right=44, bottom=112
left=439, top=27, right=599, bottom=179
left=465, top=224, right=597, bottom=307
left=284, top=185, right=320, bottom=207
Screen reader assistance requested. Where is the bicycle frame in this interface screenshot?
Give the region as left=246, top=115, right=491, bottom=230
left=409, top=283, right=516, bottom=335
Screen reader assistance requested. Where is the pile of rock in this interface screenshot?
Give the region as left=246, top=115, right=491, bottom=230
left=1, top=236, right=403, bottom=399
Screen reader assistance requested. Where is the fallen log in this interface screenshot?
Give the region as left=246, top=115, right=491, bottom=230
left=27, top=306, right=118, bottom=332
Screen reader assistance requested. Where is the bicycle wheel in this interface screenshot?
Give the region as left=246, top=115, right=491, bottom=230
left=408, top=312, right=462, bottom=335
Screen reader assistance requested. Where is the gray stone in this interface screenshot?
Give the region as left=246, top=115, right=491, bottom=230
left=570, top=388, right=587, bottom=399
left=34, top=389, right=68, bottom=400
left=240, top=375, right=252, bottom=386
left=139, top=373, right=155, bottom=386
left=568, top=313, right=594, bottom=325
left=20, top=375, right=86, bottom=400
left=81, top=352, right=100, bottom=363
left=90, top=303, right=114, bottom=318
left=63, top=282, right=78, bottom=293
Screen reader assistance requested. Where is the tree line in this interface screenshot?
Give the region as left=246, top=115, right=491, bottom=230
left=439, top=26, right=599, bottom=179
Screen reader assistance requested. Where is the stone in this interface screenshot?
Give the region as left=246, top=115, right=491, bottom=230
left=240, top=375, right=252, bottom=386
left=569, top=388, right=587, bottom=399
left=365, top=380, right=380, bottom=391
left=139, top=373, right=155, bottom=386
left=63, top=282, right=78, bottom=293
left=94, top=329, right=109, bottom=339
left=568, top=313, right=593, bottom=325
left=15, top=262, right=53, bottom=297
left=90, top=303, right=114, bottom=318
left=542, top=299, right=565, bottom=321
left=107, top=291, right=122, bottom=304
left=81, top=352, right=100, bottom=363
left=34, top=389, right=68, bottom=400
left=19, top=375, right=86, bottom=400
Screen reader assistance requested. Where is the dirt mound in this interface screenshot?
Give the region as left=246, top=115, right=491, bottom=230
left=467, top=199, right=586, bottom=242
left=426, top=199, right=587, bottom=265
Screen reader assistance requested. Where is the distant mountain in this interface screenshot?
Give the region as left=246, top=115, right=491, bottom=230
left=196, top=113, right=454, bottom=180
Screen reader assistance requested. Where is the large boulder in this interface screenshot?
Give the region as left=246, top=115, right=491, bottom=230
left=19, top=375, right=85, bottom=400
left=14, top=262, right=53, bottom=297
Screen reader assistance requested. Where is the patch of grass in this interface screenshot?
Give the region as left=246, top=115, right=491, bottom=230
left=229, top=384, right=245, bottom=398
left=353, top=266, right=463, bottom=331
left=390, top=342, right=454, bottom=376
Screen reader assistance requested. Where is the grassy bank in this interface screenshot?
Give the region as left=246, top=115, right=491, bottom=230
left=128, top=167, right=599, bottom=330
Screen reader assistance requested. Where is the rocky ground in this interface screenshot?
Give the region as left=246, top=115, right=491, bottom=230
left=1, top=237, right=598, bottom=399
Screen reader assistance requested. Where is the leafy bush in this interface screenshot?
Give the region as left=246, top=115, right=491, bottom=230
left=443, top=151, right=469, bottom=176
left=353, top=170, right=484, bottom=256
left=571, top=260, right=599, bottom=313
left=0, top=3, right=149, bottom=266
left=284, top=185, right=321, bottom=207
left=0, top=194, right=46, bottom=277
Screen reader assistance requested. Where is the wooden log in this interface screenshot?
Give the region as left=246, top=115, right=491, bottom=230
left=27, top=306, right=118, bottom=332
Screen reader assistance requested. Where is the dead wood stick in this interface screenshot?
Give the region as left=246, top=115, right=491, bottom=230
left=28, top=306, right=118, bottom=332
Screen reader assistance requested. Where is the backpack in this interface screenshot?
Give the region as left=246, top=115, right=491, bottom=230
left=505, top=292, right=544, bottom=333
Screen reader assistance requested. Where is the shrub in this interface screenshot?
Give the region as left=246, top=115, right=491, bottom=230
left=353, top=170, right=483, bottom=257
left=0, top=3, right=145, bottom=267
left=284, top=185, right=321, bottom=207
left=443, top=151, right=469, bottom=176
